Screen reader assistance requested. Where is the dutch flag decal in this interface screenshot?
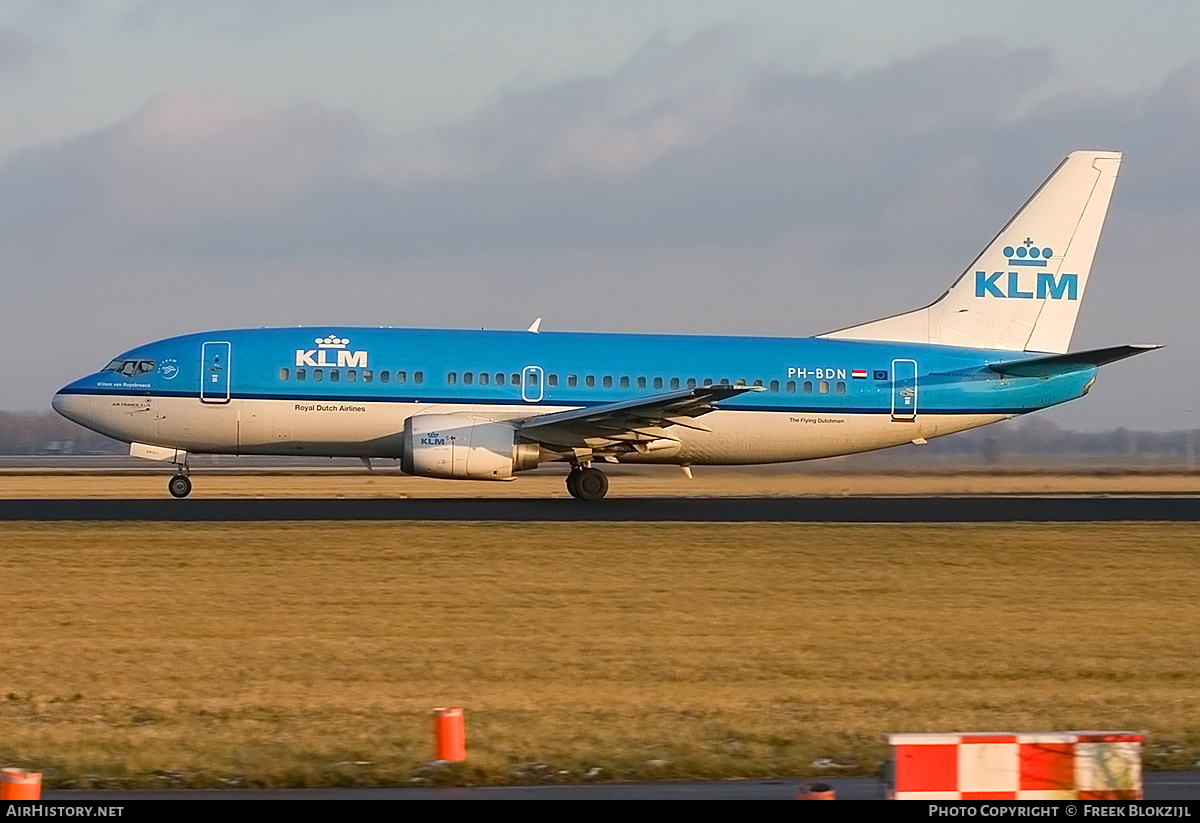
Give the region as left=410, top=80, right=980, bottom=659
left=851, top=369, right=868, bottom=379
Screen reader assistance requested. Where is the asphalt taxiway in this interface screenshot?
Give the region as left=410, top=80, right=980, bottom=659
left=41, top=771, right=1200, bottom=800
left=1, top=495, right=1197, bottom=521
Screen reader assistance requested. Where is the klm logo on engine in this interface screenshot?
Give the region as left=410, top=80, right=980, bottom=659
left=975, top=237, right=1078, bottom=300
left=295, top=335, right=369, bottom=368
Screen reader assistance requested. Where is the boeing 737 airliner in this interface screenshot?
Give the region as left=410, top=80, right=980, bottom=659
left=53, top=150, right=1158, bottom=500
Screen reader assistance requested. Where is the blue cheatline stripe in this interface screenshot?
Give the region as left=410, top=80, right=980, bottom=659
left=55, top=387, right=1026, bottom=416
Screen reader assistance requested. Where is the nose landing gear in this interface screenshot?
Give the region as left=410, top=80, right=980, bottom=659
left=168, top=458, right=192, bottom=498
left=566, top=465, right=609, bottom=501
left=168, top=474, right=192, bottom=498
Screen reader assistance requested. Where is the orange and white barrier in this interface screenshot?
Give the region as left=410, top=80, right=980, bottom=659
left=886, top=732, right=1142, bottom=800
left=0, top=768, right=42, bottom=800
left=433, top=707, right=466, bottom=762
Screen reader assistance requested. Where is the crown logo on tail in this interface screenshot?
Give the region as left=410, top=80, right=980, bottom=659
left=1004, top=238, right=1054, bottom=267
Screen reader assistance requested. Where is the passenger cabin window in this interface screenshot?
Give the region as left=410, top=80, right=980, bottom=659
left=819, top=381, right=829, bottom=394
left=397, top=371, right=407, bottom=384
left=495, top=373, right=504, bottom=386
left=314, top=369, right=324, bottom=382
left=380, top=370, right=390, bottom=384
left=769, top=380, right=779, bottom=392
left=586, top=375, right=595, bottom=388
left=447, top=372, right=457, bottom=385
left=620, top=376, right=629, bottom=389
left=670, top=378, right=679, bottom=390
left=568, top=374, right=578, bottom=387
left=603, top=376, right=613, bottom=388
left=363, top=370, right=373, bottom=383
left=511, top=373, right=520, bottom=386
left=480, top=372, right=490, bottom=386
left=347, top=370, right=357, bottom=383
left=548, top=374, right=558, bottom=387
left=463, top=372, right=473, bottom=385
left=803, top=381, right=813, bottom=394
left=415, top=372, right=424, bottom=384
left=786, top=381, right=796, bottom=393
left=687, top=378, right=697, bottom=389
left=653, top=377, right=663, bottom=390
left=330, top=369, right=340, bottom=382
left=836, top=381, right=846, bottom=395
left=296, top=368, right=306, bottom=382
left=279, top=368, right=289, bottom=381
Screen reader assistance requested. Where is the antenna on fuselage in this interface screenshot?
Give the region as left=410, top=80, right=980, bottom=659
left=527, top=317, right=542, bottom=333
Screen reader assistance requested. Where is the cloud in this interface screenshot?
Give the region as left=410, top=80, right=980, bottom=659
left=4, top=28, right=1199, bottom=427
left=7, top=30, right=1194, bottom=268
left=0, top=26, right=35, bottom=72
left=0, top=91, right=364, bottom=251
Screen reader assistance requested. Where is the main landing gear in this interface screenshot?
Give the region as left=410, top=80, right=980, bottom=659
left=566, top=465, right=608, bottom=501
left=168, top=461, right=192, bottom=499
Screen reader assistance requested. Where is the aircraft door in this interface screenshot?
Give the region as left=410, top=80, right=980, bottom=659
left=891, top=359, right=917, bottom=421
left=200, top=341, right=232, bottom=404
left=521, top=366, right=544, bottom=403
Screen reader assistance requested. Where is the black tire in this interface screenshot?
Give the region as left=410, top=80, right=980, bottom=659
left=574, top=467, right=608, bottom=501
left=565, top=469, right=583, bottom=500
left=168, top=475, right=192, bottom=499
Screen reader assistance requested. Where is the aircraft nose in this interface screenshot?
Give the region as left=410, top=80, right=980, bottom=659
left=51, top=389, right=92, bottom=427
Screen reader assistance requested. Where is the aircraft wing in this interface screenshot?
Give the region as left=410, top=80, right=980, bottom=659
left=988, top=344, right=1161, bottom=378
left=519, top=385, right=764, bottom=449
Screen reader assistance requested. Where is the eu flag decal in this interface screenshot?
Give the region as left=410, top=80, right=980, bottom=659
left=874, top=370, right=888, bottom=381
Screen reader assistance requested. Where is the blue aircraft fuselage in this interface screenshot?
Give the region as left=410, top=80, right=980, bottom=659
left=55, top=326, right=1095, bottom=423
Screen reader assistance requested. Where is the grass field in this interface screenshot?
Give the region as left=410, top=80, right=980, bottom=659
left=2, top=521, right=1199, bottom=788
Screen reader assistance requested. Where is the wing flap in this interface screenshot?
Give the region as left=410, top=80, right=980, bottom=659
left=519, top=385, right=762, bottom=448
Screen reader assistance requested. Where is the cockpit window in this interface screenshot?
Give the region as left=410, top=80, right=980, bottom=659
left=102, top=359, right=156, bottom=377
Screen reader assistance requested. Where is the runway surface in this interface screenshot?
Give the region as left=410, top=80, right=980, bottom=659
left=1, top=495, right=1198, bottom=521
left=41, top=771, right=1200, bottom=800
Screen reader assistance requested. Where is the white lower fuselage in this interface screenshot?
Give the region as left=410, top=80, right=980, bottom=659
left=62, top=392, right=1008, bottom=465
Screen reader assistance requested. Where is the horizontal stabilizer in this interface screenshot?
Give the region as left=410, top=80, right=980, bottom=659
left=988, top=344, right=1161, bottom=377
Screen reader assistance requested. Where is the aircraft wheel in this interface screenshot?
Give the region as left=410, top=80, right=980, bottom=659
left=573, top=467, right=609, bottom=501
left=168, top=475, right=192, bottom=499
left=565, top=469, right=583, bottom=500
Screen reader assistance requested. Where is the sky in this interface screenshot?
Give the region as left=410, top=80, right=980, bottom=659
left=3, top=1, right=1199, bottom=430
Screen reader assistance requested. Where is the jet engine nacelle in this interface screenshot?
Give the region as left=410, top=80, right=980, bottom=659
left=401, top=413, right=541, bottom=480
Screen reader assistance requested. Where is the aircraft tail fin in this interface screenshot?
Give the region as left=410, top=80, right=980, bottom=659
left=819, top=150, right=1122, bottom=354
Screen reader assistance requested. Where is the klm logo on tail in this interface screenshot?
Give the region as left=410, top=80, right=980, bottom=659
left=975, top=271, right=1078, bottom=300
left=975, top=237, right=1077, bottom=300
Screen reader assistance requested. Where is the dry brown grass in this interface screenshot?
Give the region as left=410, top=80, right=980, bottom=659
left=2, top=522, right=1199, bottom=788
